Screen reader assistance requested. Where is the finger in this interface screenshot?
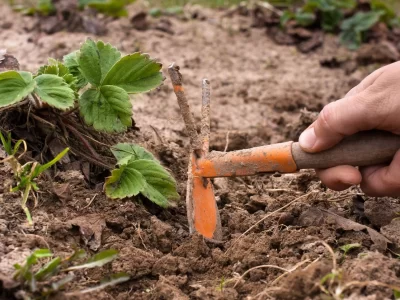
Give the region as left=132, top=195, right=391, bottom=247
left=360, top=149, right=400, bottom=197
left=345, top=66, right=387, bottom=98
left=299, top=65, right=389, bottom=153
left=316, top=166, right=362, bottom=191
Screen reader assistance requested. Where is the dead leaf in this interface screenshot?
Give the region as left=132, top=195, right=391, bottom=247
left=53, top=183, right=72, bottom=203
left=299, top=207, right=390, bottom=250
left=69, top=214, right=106, bottom=251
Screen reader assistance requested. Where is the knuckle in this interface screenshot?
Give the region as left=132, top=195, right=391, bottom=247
left=318, top=103, right=338, bottom=134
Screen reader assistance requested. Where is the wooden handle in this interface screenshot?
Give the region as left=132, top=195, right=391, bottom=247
left=292, top=130, right=400, bottom=169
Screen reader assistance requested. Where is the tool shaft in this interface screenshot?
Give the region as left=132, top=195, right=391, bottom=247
left=193, top=131, right=400, bottom=178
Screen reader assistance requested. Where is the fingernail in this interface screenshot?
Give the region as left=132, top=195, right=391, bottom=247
left=299, top=127, right=316, bottom=150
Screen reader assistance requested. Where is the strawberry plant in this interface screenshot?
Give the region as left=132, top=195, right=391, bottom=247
left=0, top=40, right=178, bottom=219
left=0, top=39, right=163, bottom=133
left=280, top=0, right=400, bottom=49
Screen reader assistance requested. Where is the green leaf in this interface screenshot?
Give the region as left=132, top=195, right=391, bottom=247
left=102, top=53, right=163, bottom=94
left=66, top=249, right=87, bottom=263
left=34, top=74, right=75, bottom=110
left=149, top=7, right=162, bottom=17
left=280, top=10, right=294, bottom=27
left=11, top=0, right=55, bottom=16
left=294, top=11, right=316, bottom=27
left=333, top=0, right=356, bottom=10
left=371, top=0, right=395, bottom=23
left=0, top=71, right=35, bottom=108
left=79, top=85, right=132, bottom=133
left=37, top=59, right=77, bottom=92
left=322, top=10, right=343, bottom=31
left=0, top=131, right=13, bottom=155
left=339, top=243, right=361, bottom=255
left=63, top=51, right=88, bottom=89
left=33, top=148, right=69, bottom=178
left=339, top=29, right=362, bottom=50
left=34, top=257, right=61, bottom=281
left=80, top=0, right=136, bottom=17
left=105, top=159, right=179, bottom=207
left=105, top=165, right=147, bottom=199
left=78, top=273, right=130, bottom=294
left=66, top=249, right=118, bottom=271
left=320, top=272, right=337, bottom=285
left=111, top=143, right=156, bottom=165
left=52, top=274, right=75, bottom=291
left=341, top=11, right=383, bottom=32
left=394, top=289, right=400, bottom=300
left=129, top=160, right=179, bottom=207
left=78, top=39, right=121, bottom=86
left=36, top=0, right=54, bottom=15
left=31, top=249, right=53, bottom=259
left=87, top=0, right=136, bottom=17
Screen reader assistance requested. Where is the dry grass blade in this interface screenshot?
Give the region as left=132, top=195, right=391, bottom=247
left=233, top=264, right=289, bottom=288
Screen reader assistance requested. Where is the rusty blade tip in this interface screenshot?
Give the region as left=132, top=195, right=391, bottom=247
left=203, top=78, right=210, bottom=84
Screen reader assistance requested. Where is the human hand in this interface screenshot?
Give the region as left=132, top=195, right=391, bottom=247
left=299, top=61, right=400, bottom=197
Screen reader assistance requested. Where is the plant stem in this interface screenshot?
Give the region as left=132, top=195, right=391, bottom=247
left=21, top=183, right=33, bottom=225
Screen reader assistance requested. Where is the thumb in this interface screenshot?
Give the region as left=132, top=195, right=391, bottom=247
left=299, top=94, right=378, bottom=152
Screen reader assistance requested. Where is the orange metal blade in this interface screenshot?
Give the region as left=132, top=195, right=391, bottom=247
left=189, top=154, right=222, bottom=240
left=193, top=142, right=298, bottom=178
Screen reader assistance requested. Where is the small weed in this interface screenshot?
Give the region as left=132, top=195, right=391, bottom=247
left=12, top=248, right=129, bottom=299
left=216, top=276, right=226, bottom=292
left=0, top=132, right=68, bottom=224
left=339, top=243, right=361, bottom=257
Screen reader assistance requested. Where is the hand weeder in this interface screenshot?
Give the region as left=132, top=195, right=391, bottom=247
left=168, top=64, right=400, bottom=241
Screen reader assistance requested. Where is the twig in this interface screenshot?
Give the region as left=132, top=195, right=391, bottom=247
left=225, top=191, right=317, bottom=254
left=0, top=99, right=29, bottom=112
left=201, top=79, right=211, bottom=153
left=168, top=63, right=201, bottom=152
left=134, top=222, right=149, bottom=251
left=64, top=123, right=101, bottom=161
left=224, top=131, right=230, bottom=152
left=82, top=194, right=98, bottom=210
left=30, top=113, right=56, bottom=129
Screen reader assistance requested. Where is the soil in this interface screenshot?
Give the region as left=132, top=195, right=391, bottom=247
left=1, top=2, right=400, bottom=299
